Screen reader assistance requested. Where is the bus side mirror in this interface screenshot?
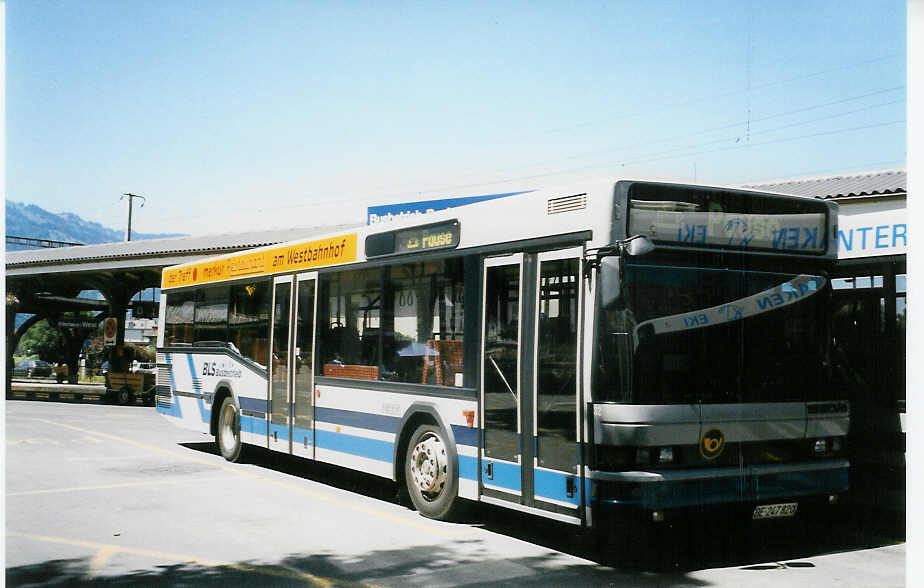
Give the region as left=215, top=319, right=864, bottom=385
left=624, top=235, right=655, bottom=257
left=595, top=236, right=653, bottom=310
left=599, top=256, right=622, bottom=310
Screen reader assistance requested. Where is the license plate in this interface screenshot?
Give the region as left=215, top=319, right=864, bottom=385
left=752, top=502, right=798, bottom=520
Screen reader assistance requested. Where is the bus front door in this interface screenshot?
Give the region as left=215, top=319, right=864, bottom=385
left=480, top=249, right=585, bottom=524
left=481, top=254, right=524, bottom=499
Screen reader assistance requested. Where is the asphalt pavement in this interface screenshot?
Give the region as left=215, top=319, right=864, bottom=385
left=5, top=400, right=906, bottom=587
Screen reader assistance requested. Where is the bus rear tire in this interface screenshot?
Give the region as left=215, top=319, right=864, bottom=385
left=404, top=424, right=458, bottom=520
left=217, top=396, right=243, bottom=462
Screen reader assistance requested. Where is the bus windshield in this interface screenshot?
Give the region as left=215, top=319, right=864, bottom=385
left=594, top=263, right=831, bottom=404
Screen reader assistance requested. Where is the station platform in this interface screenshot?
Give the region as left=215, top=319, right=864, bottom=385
left=7, top=381, right=148, bottom=405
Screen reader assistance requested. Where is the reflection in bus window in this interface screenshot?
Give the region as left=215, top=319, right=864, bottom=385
left=483, top=263, right=520, bottom=462
left=228, top=280, right=270, bottom=366
left=535, top=258, right=579, bottom=473
left=595, top=265, right=830, bottom=404
left=318, top=268, right=381, bottom=380
left=383, top=258, right=465, bottom=386
left=194, top=286, right=230, bottom=344
left=165, top=290, right=195, bottom=345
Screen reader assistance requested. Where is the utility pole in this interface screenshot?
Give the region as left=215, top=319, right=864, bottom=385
left=121, top=193, right=146, bottom=241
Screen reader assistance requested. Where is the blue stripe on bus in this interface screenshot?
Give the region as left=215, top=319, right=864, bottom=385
left=482, top=459, right=522, bottom=493
left=459, top=454, right=478, bottom=481
left=239, top=396, right=268, bottom=413
left=316, top=407, right=479, bottom=450
left=242, top=414, right=265, bottom=436
left=157, top=399, right=182, bottom=418
left=316, top=428, right=394, bottom=463
left=594, top=465, right=849, bottom=509
left=534, top=468, right=581, bottom=506
left=269, top=422, right=289, bottom=441
left=451, top=425, right=477, bottom=447
left=315, top=406, right=399, bottom=434
left=197, top=397, right=210, bottom=423
left=227, top=413, right=481, bottom=481
left=292, top=425, right=313, bottom=446
left=186, top=354, right=201, bottom=392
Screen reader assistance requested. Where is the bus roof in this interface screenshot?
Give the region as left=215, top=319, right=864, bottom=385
left=161, top=179, right=835, bottom=290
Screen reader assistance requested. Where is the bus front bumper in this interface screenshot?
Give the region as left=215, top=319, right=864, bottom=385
left=589, top=458, right=849, bottom=511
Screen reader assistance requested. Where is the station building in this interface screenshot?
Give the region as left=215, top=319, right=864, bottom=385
left=745, top=169, right=906, bottom=419
left=744, top=169, right=906, bottom=511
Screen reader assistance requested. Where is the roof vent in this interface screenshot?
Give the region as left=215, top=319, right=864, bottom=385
left=547, top=193, right=587, bottom=215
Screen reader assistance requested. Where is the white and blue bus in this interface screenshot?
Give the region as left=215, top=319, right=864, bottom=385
left=156, top=179, right=848, bottom=528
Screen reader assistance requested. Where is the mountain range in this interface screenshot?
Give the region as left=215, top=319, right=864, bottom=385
left=6, top=201, right=183, bottom=250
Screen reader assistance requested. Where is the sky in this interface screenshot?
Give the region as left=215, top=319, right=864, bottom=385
left=5, top=1, right=907, bottom=237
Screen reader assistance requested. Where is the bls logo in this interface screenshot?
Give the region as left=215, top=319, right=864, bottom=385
left=700, top=428, right=726, bottom=460
left=201, top=362, right=218, bottom=376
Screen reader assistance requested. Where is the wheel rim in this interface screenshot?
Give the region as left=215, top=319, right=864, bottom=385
left=219, top=402, right=238, bottom=454
left=410, top=432, right=448, bottom=501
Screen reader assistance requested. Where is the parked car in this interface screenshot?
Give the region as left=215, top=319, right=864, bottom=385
left=12, top=359, right=53, bottom=378
left=131, top=361, right=156, bottom=374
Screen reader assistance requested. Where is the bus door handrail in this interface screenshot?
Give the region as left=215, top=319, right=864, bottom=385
left=488, top=355, right=518, bottom=402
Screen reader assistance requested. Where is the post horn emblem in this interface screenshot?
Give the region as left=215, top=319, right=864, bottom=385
left=700, top=428, right=726, bottom=460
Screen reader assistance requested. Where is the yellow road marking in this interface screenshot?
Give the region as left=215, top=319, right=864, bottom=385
left=7, top=476, right=224, bottom=497
left=29, top=417, right=463, bottom=538
left=60, top=393, right=75, bottom=399
left=86, top=545, right=117, bottom=579
left=8, top=531, right=372, bottom=586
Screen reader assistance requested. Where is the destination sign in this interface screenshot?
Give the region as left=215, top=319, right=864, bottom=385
left=366, top=220, right=460, bottom=257
left=629, top=207, right=827, bottom=253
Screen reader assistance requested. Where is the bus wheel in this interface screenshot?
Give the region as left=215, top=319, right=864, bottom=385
left=404, top=424, right=458, bottom=520
left=217, top=396, right=243, bottom=462
left=118, top=387, right=134, bottom=405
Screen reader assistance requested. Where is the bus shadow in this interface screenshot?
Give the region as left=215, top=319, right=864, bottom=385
left=468, top=500, right=905, bottom=573
left=4, top=543, right=715, bottom=587
left=176, top=441, right=904, bottom=573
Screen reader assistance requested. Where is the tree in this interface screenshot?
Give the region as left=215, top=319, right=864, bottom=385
left=16, top=320, right=66, bottom=362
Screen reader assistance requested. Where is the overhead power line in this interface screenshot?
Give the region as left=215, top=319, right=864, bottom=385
left=478, top=87, right=906, bottom=176
left=397, top=119, right=906, bottom=193
left=499, top=53, right=902, bottom=141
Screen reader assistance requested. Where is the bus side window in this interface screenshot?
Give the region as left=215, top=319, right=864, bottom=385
left=317, top=268, right=381, bottom=381
left=229, top=280, right=271, bottom=365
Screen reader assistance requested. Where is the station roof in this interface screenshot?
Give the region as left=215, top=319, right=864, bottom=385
left=6, top=224, right=360, bottom=274
left=741, top=169, right=906, bottom=200
left=5, top=224, right=362, bottom=311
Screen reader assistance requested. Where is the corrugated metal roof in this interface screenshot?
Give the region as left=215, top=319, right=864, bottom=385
left=5, top=224, right=361, bottom=267
left=742, top=169, right=906, bottom=199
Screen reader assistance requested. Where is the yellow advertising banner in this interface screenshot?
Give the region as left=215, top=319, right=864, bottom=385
left=162, top=233, right=358, bottom=289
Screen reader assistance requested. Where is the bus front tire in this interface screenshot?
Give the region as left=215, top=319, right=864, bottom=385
left=217, top=396, right=243, bottom=462
left=404, top=423, right=458, bottom=520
